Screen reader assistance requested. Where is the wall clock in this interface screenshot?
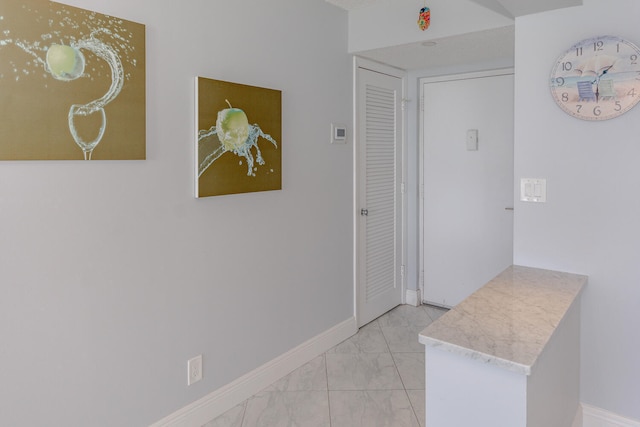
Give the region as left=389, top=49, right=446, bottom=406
left=550, top=35, right=640, bottom=120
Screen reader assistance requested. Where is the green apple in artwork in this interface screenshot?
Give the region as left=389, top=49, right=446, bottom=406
left=216, top=99, right=249, bottom=151
left=46, top=44, right=85, bottom=81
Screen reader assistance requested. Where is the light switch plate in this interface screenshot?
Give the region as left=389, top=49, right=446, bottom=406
left=520, top=178, right=547, bottom=203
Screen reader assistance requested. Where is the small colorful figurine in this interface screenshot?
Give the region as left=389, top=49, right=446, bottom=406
left=418, top=6, right=431, bottom=31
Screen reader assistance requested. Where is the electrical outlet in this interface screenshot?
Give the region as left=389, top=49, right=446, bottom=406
left=187, top=355, right=203, bottom=385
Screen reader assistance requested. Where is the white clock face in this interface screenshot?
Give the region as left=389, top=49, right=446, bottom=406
left=550, top=35, right=640, bottom=121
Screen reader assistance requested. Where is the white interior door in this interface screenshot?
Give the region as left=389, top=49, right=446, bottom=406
left=356, top=65, right=404, bottom=327
left=420, top=70, right=514, bottom=307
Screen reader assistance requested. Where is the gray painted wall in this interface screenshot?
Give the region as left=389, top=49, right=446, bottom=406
left=0, top=1, right=353, bottom=425
left=514, top=0, right=640, bottom=420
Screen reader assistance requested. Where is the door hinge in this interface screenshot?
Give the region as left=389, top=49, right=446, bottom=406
left=401, top=182, right=406, bottom=194
left=400, top=265, right=406, bottom=279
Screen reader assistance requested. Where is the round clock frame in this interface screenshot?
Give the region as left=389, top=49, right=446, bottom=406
left=550, top=35, right=640, bottom=121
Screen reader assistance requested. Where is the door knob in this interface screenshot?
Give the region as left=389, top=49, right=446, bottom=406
left=361, top=209, right=369, bottom=216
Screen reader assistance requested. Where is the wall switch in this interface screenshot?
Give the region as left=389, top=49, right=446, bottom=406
left=466, top=129, right=478, bottom=151
left=187, top=355, right=203, bottom=385
left=520, top=178, right=547, bottom=203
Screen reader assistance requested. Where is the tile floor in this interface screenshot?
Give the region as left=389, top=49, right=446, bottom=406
left=202, top=304, right=448, bottom=427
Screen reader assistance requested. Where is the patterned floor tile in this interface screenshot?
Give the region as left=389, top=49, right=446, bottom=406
left=377, top=305, right=434, bottom=328
left=423, top=305, right=449, bottom=323
left=380, top=325, right=426, bottom=353
left=266, top=355, right=327, bottom=391
left=327, top=320, right=389, bottom=354
left=241, top=391, right=330, bottom=427
left=329, top=390, right=420, bottom=427
left=201, top=402, right=245, bottom=427
left=406, top=389, right=425, bottom=427
left=326, top=353, right=403, bottom=390
left=392, top=352, right=425, bottom=390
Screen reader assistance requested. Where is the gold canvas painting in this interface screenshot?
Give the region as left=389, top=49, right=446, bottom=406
left=196, top=77, right=282, bottom=197
left=0, top=0, right=145, bottom=160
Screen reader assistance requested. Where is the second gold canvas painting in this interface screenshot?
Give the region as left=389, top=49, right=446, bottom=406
left=196, top=77, right=282, bottom=198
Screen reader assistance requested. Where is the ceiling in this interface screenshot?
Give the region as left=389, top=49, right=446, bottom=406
left=326, top=0, right=581, bottom=71
left=355, top=25, right=515, bottom=71
left=325, top=0, right=580, bottom=16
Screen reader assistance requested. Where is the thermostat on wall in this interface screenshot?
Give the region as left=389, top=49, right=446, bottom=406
left=331, top=124, right=347, bottom=144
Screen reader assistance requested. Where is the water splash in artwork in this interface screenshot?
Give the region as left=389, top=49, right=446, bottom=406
left=198, top=100, right=278, bottom=177
left=0, top=3, right=137, bottom=159
left=65, top=33, right=124, bottom=159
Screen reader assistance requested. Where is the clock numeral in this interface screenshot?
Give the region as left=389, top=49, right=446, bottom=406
left=617, top=43, right=621, bottom=53
left=629, top=88, right=637, bottom=97
left=576, top=105, right=583, bottom=113
left=631, top=54, right=638, bottom=65
left=593, top=106, right=602, bottom=117
left=576, top=47, right=583, bottom=57
left=555, top=77, right=565, bottom=87
left=562, top=92, right=569, bottom=102
left=562, top=61, right=573, bottom=71
left=594, top=40, right=604, bottom=51
left=615, top=101, right=622, bottom=112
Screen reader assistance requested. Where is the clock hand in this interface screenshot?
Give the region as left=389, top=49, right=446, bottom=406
left=591, top=65, right=614, bottom=84
left=599, top=66, right=612, bottom=78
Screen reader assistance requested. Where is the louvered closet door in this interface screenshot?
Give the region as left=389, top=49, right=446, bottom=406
left=356, top=67, right=403, bottom=327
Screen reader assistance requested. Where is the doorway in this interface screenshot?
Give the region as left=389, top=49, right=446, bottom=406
left=419, top=69, right=514, bottom=307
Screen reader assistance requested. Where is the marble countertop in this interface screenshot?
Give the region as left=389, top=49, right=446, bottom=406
left=419, top=265, right=587, bottom=375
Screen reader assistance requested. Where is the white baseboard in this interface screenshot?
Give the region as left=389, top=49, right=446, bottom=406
left=149, top=316, right=357, bottom=427
left=405, top=288, right=421, bottom=307
left=581, top=404, right=640, bottom=427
